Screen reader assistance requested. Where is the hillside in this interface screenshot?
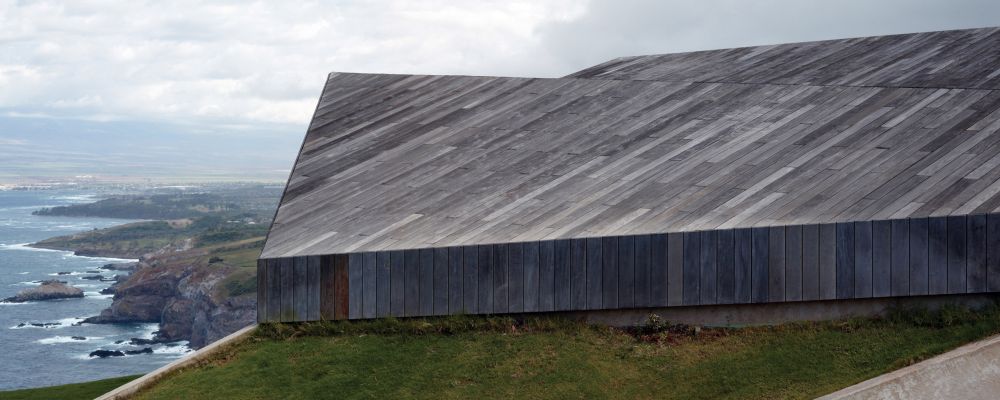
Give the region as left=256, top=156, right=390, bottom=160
left=124, top=307, right=1000, bottom=400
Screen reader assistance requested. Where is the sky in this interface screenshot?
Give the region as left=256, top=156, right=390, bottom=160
left=1, top=0, right=999, bottom=182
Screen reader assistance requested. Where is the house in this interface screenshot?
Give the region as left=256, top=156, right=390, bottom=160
left=258, top=27, right=1000, bottom=323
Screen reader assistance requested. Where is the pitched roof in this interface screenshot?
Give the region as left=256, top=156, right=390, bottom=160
left=262, top=27, right=1000, bottom=258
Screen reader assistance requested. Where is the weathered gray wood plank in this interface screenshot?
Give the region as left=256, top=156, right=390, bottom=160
left=683, top=232, right=701, bottom=306
left=968, top=214, right=987, bottom=293
left=308, top=256, right=321, bottom=320
left=667, top=232, right=684, bottom=306
left=928, top=216, right=948, bottom=295
left=734, top=228, right=752, bottom=303
left=872, top=220, right=891, bottom=298
left=257, top=259, right=267, bottom=323
left=508, top=243, right=525, bottom=313
left=649, top=234, right=669, bottom=307
left=478, top=245, right=494, bottom=314
left=819, top=224, right=837, bottom=300
left=493, top=243, right=509, bottom=314
left=618, top=235, right=636, bottom=308
left=890, top=219, right=909, bottom=296
left=989, top=215, right=1000, bottom=292
left=554, top=239, right=571, bottom=310
left=854, top=221, right=873, bottom=299
left=768, top=227, right=785, bottom=302
left=586, top=238, right=603, bottom=309
left=524, top=241, right=540, bottom=312
left=539, top=241, right=555, bottom=311
left=376, top=252, right=390, bottom=317
left=571, top=239, right=588, bottom=309
left=319, top=256, right=335, bottom=320
left=448, top=247, right=463, bottom=314
left=947, top=215, right=967, bottom=294
left=910, top=218, right=930, bottom=296
left=602, top=237, right=619, bottom=309
left=348, top=254, right=363, bottom=319
left=836, top=222, right=855, bottom=299
left=390, top=250, right=405, bottom=317
left=433, top=247, right=449, bottom=315
left=699, top=230, right=717, bottom=305
left=463, top=245, right=478, bottom=314
left=280, top=257, right=294, bottom=322
left=751, top=227, right=769, bottom=303
left=785, top=225, right=803, bottom=302
left=801, top=225, right=819, bottom=301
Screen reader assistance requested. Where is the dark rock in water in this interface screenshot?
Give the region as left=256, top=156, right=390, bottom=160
left=129, top=337, right=164, bottom=346
left=16, top=323, right=25, bottom=328
left=71, top=336, right=87, bottom=341
left=3, top=280, right=84, bottom=303
left=115, top=340, right=126, bottom=344
left=57, top=272, right=73, bottom=275
left=101, top=262, right=139, bottom=271
left=124, top=347, right=154, bottom=355
left=32, top=322, right=61, bottom=327
left=100, top=275, right=119, bottom=282
left=81, top=275, right=105, bottom=281
left=89, top=349, right=125, bottom=358
left=100, top=287, right=116, bottom=295
left=86, top=270, right=102, bottom=274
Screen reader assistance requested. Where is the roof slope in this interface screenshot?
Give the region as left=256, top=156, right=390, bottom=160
left=262, top=27, right=1000, bottom=258
left=570, top=27, right=1000, bottom=89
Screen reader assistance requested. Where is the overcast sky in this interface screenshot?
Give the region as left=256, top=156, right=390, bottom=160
left=2, top=0, right=999, bottom=180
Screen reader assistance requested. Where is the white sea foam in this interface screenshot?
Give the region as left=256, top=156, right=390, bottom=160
left=84, top=292, right=113, bottom=299
left=0, top=243, right=66, bottom=253
left=154, top=342, right=193, bottom=356
left=18, top=271, right=29, bottom=275
left=0, top=301, right=32, bottom=306
left=37, top=335, right=103, bottom=345
left=48, top=271, right=86, bottom=276
left=11, top=317, right=85, bottom=329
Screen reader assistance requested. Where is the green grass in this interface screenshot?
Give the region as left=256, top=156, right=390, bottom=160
left=0, top=375, right=139, bottom=400
left=131, top=304, right=1000, bottom=400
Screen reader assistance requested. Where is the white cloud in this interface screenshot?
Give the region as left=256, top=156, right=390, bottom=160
left=0, top=0, right=584, bottom=128
left=0, top=0, right=996, bottom=132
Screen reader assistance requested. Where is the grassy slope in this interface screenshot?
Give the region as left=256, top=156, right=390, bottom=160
left=0, top=375, right=140, bottom=400
left=134, top=306, right=1000, bottom=400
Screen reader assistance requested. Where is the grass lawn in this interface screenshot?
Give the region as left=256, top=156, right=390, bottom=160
left=129, top=304, right=1000, bottom=400
left=0, top=375, right=140, bottom=400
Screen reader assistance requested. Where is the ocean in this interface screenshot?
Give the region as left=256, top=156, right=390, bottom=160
left=0, top=190, right=190, bottom=390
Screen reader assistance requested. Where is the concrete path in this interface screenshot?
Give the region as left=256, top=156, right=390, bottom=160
left=818, top=333, right=1000, bottom=399
left=97, top=324, right=257, bottom=400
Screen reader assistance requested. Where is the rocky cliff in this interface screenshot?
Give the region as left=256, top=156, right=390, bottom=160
left=84, top=248, right=256, bottom=349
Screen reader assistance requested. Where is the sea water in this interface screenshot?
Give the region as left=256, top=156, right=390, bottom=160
left=0, top=190, right=191, bottom=390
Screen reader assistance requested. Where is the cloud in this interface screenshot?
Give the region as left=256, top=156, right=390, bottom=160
left=0, top=0, right=584, bottom=128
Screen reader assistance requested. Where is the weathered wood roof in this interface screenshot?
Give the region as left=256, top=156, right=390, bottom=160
left=262, top=27, right=1000, bottom=258
left=569, top=27, right=1000, bottom=89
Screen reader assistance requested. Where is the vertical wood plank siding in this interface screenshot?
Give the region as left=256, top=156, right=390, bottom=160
left=258, top=214, right=999, bottom=322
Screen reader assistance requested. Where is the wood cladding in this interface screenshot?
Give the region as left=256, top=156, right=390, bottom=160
left=259, top=214, right=1000, bottom=322
left=260, top=27, right=1000, bottom=322
left=263, top=27, right=1000, bottom=259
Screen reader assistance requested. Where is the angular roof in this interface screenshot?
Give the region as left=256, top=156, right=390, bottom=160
left=262, top=27, right=1000, bottom=259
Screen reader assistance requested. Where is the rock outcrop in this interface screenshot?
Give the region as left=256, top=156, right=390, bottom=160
left=84, top=249, right=256, bottom=349
left=3, top=280, right=84, bottom=302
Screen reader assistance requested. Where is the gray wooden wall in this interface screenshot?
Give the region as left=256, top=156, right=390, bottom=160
left=257, top=213, right=1000, bottom=322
